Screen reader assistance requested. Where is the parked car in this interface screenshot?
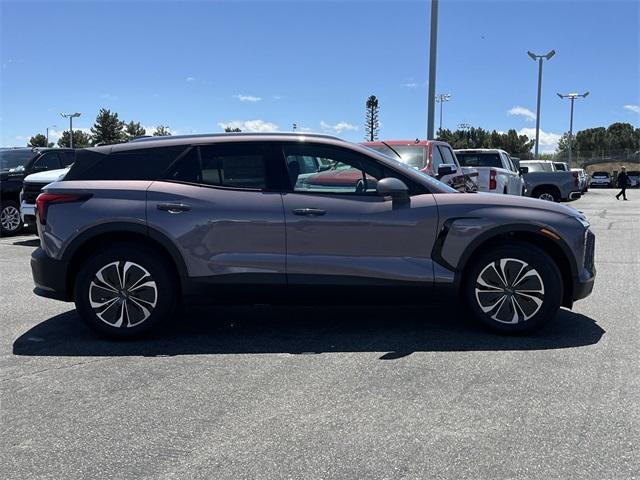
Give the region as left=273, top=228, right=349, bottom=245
left=363, top=140, right=478, bottom=193
left=626, top=170, right=640, bottom=188
left=20, top=167, right=70, bottom=231
left=589, top=171, right=612, bottom=188
left=0, top=147, right=75, bottom=236
left=571, top=168, right=589, bottom=193
left=519, top=160, right=582, bottom=202
left=30, top=133, right=595, bottom=338
left=454, top=149, right=525, bottom=195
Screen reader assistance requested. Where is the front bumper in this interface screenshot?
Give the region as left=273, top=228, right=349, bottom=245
left=20, top=201, right=36, bottom=225
left=573, top=229, right=596, bottom=302
left=31, top=247, right=71, bottom=302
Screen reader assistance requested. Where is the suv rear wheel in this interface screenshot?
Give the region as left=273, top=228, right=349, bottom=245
left=74, top=244, right=176, bottom=338
left=464, top=243, right=562, bottom=334
left=1, top=200, right=23, bottom=236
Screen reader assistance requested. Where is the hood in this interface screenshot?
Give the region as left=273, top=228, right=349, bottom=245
left=435, top=192, right=580, bottom=217
left=24, top=167, right=70, bottom=184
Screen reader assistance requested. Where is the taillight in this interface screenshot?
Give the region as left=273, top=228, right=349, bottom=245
left=573, top=171, right=579, bottom=187
left=489, top=169, right=497, bottom=190
left=35, top=193, right=88, bottom=225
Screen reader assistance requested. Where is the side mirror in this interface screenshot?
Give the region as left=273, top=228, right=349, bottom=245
left=437, top=164, right=457, bottom=177
left=519, top=167, right=529, bottom=175
left=377, top=177, right=409, bottom=207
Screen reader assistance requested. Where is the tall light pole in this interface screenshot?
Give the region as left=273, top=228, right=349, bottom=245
left=527, top=50, right=555, bottom=159
left=46, top=125, right=56, bottom=146
left=60, top=112, right=81, bottom=148
left=426, top=0, right=439, bottom=139
left=435, top=93, right=451, bottom=134
left=557, top=91, right=589, bottom=167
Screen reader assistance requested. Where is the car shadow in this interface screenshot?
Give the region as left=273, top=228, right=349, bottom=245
left=12, top=238, right=39, bottom=247
left=13, top=304, right=605, bottom=358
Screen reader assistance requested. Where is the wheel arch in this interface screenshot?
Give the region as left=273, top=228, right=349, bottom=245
left=62, top=223, right=187, bottom=299
left=449, top=223, right=577, bottom=308
left=531, top=184, right=561, bottom=199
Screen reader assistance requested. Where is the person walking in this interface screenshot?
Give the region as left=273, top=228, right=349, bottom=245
left=616, top=166, right=629, bottom=200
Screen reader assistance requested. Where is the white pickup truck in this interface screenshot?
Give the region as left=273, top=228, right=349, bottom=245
left=20, top=167, right=70, bottom=230
left=454, top=149, right=525, bottom=195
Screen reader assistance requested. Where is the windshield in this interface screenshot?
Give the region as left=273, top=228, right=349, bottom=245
left=367, top=145, right=426, bottom=169
left=593, top=171, right=609, bottom=177
left=0, top=149, right=36, bottom=172
left=456, top=152, right=502, bottom=168
left=363, top=146, right=457, bottom=193
left=521, top=162, right=554, bottom=173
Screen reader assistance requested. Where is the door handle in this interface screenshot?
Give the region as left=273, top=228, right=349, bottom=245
left=292, top=208, right=326, bottom=216
left=157, top=203, right=191, bottom=213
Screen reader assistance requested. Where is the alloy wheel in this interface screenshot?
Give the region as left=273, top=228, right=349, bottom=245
left=474, top=258, right=545, bottom=324
left=89, top=261, right=158, bottom=328
left=1, top=205, right=21, bottom=232
left=538, top=192, right=555, bottom=202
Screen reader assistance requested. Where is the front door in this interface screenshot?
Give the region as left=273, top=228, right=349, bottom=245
left=279, top=142, right=439, bottom=286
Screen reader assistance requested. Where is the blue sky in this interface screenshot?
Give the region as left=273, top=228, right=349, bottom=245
left=1, top=0, right=639, bottom=152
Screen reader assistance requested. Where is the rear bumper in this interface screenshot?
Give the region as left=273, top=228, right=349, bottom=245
left=31, top=247, right=71, bottom=302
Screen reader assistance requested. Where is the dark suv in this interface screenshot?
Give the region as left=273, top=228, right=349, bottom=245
left=31, top=133, right=595, bottom=338
left=0, top=148, right=75, bottom=235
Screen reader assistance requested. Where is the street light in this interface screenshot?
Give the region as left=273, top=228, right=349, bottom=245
left=46, top=125, right=57, bottom=146
left=557, top=91, right=589, bottom=167
left=60, top=112, right=81, bottom=148
left=426, top=0, right=439, bottom=139
left=527, top=49, right=556, bottom=159
left=435, top=93, right=451, bottom=133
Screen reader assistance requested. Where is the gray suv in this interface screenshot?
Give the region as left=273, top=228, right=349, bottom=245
left=30, top=133, right=595, bottom=338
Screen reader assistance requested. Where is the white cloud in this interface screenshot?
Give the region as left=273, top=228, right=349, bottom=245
left=233, top=94, right=262, bottom=103
left=508, top=106, right=536, bottom=122
left=186, top=76, right=195, bottom=82
left=218, top=120, right=279, bottom=132
left=320, top=121, right=358, bottom=134
left=143, top=125, right=177, bottom=136
left=401, top=82, right=418, bottom=88
left=518, top=127, right=562, bottom=153
left=100, top=93, right=118, bottom=101
left=624, top=104, right=640, bottom=114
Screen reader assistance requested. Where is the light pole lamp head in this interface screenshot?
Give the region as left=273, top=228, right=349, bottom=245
left=545, top=49, right=556, bottom=60
left=527, top=51, right=537, bottom=61
left=582, top=91, right=590, bottom=98
left=557, top=93, right=563, bottom=99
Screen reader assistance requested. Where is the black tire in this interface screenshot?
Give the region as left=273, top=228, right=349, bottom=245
left=74, top=244, right=177, bottom=339
left=0, top=200, right=23, bottom=236
left=533, top=187, right=559, bottom=202
left=463, top=243, right=563, bottom=335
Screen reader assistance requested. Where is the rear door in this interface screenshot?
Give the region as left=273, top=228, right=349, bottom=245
left=279, top=142, right=439, bottom=286
left=146, top=142, right=286, bottom=283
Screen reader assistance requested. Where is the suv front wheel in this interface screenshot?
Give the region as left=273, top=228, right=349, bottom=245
left=74, top=244, right=176, bottom=338
left=464, top=243, right=562, bottom=334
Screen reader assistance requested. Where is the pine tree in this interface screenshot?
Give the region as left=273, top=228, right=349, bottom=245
left=153, top=125, right=172, bottom=136
left=124, top=121, right=146, bottom=141
left=365, top=95, right=380, bottom=141
left=90, top=108, right=125, bottom=145
left=58, top=130, right=91, bottom=148
left=28, top=134, right=53, bottom=148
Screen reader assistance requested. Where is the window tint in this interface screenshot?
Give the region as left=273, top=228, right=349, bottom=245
left=456, top=153, right=502, bottom=168
left=438, top=146, right=457, bottom=166
left=284, top=144, right=384, bottom=194
left=60, top=150, right=76, bottom=167
left=33, top=152, right=61, bottom=170
left=64, top=146, right=186, bottom=181
left=167, top=143, right=268, bottom=190
left=431, top=146, right=444, bottom=171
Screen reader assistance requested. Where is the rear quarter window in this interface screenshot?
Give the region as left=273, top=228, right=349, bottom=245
left=65, top=146, right=187, bottom=181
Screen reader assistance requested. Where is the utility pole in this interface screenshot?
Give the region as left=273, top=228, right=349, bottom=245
left=60, top=112, right=81, bottom=148
left=527, top=50, right=556, bottom=159
left=426, top=0, right=439, bottom=139
left=557, top=92, right=589, bottom=167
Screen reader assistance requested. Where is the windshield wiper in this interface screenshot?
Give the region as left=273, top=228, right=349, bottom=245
left=381, top=141, right=402, bottom=160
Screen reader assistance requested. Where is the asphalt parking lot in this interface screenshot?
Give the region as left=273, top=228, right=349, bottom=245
left=1, top=188, right=638, bottom=480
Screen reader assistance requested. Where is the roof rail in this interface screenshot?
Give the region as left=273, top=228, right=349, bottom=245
left=128, top=132, right=342, bottom=143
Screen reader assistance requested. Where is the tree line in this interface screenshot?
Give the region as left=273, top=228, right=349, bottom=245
left=27, top=109, right=172, bottom=148
left=556, top=122, right=640, bottom=161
